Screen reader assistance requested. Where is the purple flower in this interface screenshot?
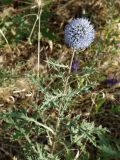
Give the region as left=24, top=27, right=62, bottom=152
left=71, top=59, right=79, bottom=71
left=64, top=18, right=95, bottom=49
left=104, top=79, right=118, bottom=86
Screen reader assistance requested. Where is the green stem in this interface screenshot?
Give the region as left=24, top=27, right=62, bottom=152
left=64, top=49, right=75, bottom=94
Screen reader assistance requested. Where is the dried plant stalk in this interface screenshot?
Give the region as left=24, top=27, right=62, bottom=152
left=34, top=0, right=42, bottom=8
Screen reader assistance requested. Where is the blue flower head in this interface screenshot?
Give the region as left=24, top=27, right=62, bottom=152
left=64, top=18, right=95, bottom=49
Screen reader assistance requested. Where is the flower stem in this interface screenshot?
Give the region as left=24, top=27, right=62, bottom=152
left=37, top=7, right=42, bottom=77
left=0, top=29, right=11, bottom=52
left=64, top=49, right=75, bottom=94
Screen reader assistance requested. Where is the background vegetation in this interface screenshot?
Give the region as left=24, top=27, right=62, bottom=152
left=0, top=0, right=120, bottom=159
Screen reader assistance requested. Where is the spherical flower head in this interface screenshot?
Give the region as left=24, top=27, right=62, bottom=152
left=64, top=18, right=95, bottom=49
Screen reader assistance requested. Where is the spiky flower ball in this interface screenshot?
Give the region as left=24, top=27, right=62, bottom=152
left=64, top=18, right=95, bottom=49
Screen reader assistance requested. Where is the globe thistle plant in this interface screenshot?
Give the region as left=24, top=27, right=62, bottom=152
left=64, top=18, right=95, bottom=94
left=64, top=18, right=95, bottom=49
